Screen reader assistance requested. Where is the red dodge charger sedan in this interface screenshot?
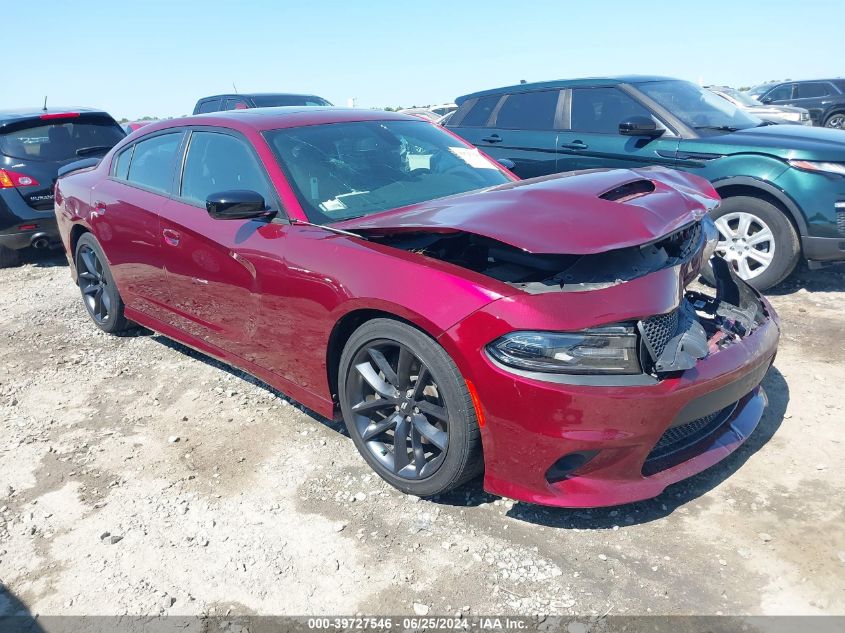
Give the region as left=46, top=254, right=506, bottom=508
left=54, top=108, right=780, bottom=507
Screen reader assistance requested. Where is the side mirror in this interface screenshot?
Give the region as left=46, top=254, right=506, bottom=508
left=619, top=116, right=664, bottom=138
left=206, top=190, right=270, bottom=220
left=760, top=96, right=773, bottom=104
left=497, top=158, right=516, bottom=170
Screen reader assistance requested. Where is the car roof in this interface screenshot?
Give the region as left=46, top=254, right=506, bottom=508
left=455, top=75, right=678, bottom=103
left=142, top=107, right=417, bottom=135
left=197, top=93, right=323, bottom=100
left=0, top=107, right=113, bottom=126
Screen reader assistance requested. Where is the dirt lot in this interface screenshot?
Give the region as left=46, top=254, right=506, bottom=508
left=0, top=252, right=843, bottom=619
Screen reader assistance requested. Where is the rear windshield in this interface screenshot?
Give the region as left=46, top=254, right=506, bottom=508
left=251, top=95, right=332, bottom=107
left=0, top=116, right=125, bottom=161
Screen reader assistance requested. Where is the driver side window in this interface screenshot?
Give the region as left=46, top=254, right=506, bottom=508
left=570, top=88, right=656, bottom=134
left=180, top=132, right=274, bottom=208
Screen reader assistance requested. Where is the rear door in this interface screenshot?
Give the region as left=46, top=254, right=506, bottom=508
left=90, top=130, right=184, bottom=320
left=476, top=89, right=563, bottom=179
left=787, top=82, right=837, bottom=125
left=557, top=86, right=680, bottom=173
left=158, top=128, right=277, bottom=356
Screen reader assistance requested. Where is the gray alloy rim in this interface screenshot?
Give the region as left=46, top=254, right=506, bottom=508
left=77, top=245, right=112, bottom=324
left=826, top=114, right=845, bottom=129
left=713, top=211, right=775, bottom=280
left=345, top=340, right=449, bottom=480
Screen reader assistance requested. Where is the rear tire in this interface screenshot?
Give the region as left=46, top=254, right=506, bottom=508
left=702, top=196, right=800, bottom=291
left=74, top=233, right=130, bottom=334
left=338, top=318, right=483, bottom=497
left=0, top=245, right=20, bottom=269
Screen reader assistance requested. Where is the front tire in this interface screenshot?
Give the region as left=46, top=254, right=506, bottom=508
left=74, top=233, right=130, bottom=334
left=338, top=318, right=483, bottom=497
left=704, top=196, right=800, bottom=291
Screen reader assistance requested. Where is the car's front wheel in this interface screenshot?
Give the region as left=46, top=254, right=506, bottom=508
left=74, top=233, right=130, bottom=334
left=823, top=112, right=845, bottom=129
left=338, top=318, right=483, bottom=497
left=704, top=196, right=800, bottom=291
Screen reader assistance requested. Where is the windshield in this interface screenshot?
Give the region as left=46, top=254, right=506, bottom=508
left=637, top=80, right=761, bottom=133
left=718, top=87, right=760, bottom=108
left=251, top=95, right=332, bottom=107
left=747, top=84, right=773, bottom=99
left=264, top=120, right=511, bottom=223
left=0, top=117, right=125, bottom=161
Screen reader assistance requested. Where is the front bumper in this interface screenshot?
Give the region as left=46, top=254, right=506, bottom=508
left=443, top=264, right=780, bottom=508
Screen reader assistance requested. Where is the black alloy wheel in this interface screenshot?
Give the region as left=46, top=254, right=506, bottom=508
left=339, top=319, right=482, bottom=496
left=74, top=233, right=129, bottom=334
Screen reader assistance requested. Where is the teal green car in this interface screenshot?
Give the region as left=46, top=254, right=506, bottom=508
left=447, top=77, right=845, bottom=290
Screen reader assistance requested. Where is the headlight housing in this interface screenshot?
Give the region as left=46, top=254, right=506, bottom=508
left=788, top=160, right=845, bottom=177
left=487, top=326, right=641, bottom=375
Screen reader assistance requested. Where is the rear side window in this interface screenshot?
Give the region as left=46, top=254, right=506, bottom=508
left=0, top=117, right=125, bottom=161
left=224, top=98, right=249, bottom=110
left=794, top=82, right=831, bottom=99
left=570, top=88, right=653, bottom=134
left=180, top=132, right=274, bottom=207
left=112, top=145, right=134, bottom=180
left=197, top=99, right=222, bottom=113
left=126, top=133, right=182, bottom=194
left=494, top=90, right=560, bottom=130
left=457, top=95, right=502, bottom=127
left=833, top=81, right=845, bottom=93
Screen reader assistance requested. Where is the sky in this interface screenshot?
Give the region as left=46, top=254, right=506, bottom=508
left=4, top=0, right=841, bottom=121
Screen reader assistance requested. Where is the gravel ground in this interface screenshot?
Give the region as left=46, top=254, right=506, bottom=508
left=0, top=251, right=843, bottom=618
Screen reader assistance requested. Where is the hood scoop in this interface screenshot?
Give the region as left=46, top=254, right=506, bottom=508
left=599, top=179, right=656, bottom=203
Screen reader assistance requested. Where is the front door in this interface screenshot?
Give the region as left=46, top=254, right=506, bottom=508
left=557, top=87, right=680, bottom=173
left=158, top=129, right=279, bottom=357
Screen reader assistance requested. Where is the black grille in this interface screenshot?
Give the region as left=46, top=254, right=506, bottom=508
left=837, top=208, right=845, bottom=236
left=640, top=309, right=679, bottom=359
left=642, top=403, right=737, bottom=476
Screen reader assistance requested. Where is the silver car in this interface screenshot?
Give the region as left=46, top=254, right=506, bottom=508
left=708, top=86, right=812, bottom=125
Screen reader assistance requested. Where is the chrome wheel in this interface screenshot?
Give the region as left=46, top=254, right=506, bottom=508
left=713, top=211, right=775, bottom=280
left=77, top=244, right=112, bottom=324
left=825, top=114, right=845, bottom=129
left=345, top=341, right=449, bottom=480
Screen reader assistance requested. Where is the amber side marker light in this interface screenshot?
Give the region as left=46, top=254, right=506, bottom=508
left=466, top=379, right=486, bottom=428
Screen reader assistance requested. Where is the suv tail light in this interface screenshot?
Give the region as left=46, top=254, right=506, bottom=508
left=0, top=169, right=41, bottom=189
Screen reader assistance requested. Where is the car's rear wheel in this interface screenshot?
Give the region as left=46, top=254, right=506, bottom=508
left=338, top=318, right=483, bottom=497
left=703, top=196, right=800, bottom=291
left=0, top=245, right=20, bottom=269
left=824, top=112, right=845, bottom=129
left=74, top=233, right=130, bottom=334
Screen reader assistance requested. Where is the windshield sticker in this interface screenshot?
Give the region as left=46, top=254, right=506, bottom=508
left=448, top=146, right=496, bottom=169
left=319, top=198, right=347, bottom=212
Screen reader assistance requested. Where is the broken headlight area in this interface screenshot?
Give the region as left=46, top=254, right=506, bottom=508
left=639, top=257, right=770, bottom=375
left=364, top=216, right=715, bottom=293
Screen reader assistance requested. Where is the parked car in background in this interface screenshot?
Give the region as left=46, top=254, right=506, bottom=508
left=399, top=104, right=457, bottom=123
left=192, top=93, right=332, bottom=114
left=54, top=108, right=779, bottom=508
left=0, top=107, right=125, bottom=267
left=123, top=120, right=159, bottom=134
left=747, top=79, right=845, bottom=128
left=447, top=76, right=845, bottom=290
left=397, top=107, right=441, bottom=121
left=707, top=86, right=811, bottom=125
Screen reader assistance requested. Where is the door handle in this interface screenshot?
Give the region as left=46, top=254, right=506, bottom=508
left=162, top=228, right=181, bottom=246
left=481, top=135, right=502, bottom=143
left=560, top=141, right=588, bottom=150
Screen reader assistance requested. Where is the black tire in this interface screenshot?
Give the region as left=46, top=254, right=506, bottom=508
left=0, top=245, right=20, bottom=269
left=823, top=111, right=845, bottom=129
left=74, top=233, right=130, bottom=334
left=338, top=318, right=483, bottom=497
left=702, top=196, right=800, bottom=291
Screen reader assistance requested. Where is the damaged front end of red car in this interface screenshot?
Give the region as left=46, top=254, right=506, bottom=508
left=344, top=166, right=780, bottom=507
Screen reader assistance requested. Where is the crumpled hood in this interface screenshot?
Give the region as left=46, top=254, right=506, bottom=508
left=338, top=166, right=719, bottom=255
